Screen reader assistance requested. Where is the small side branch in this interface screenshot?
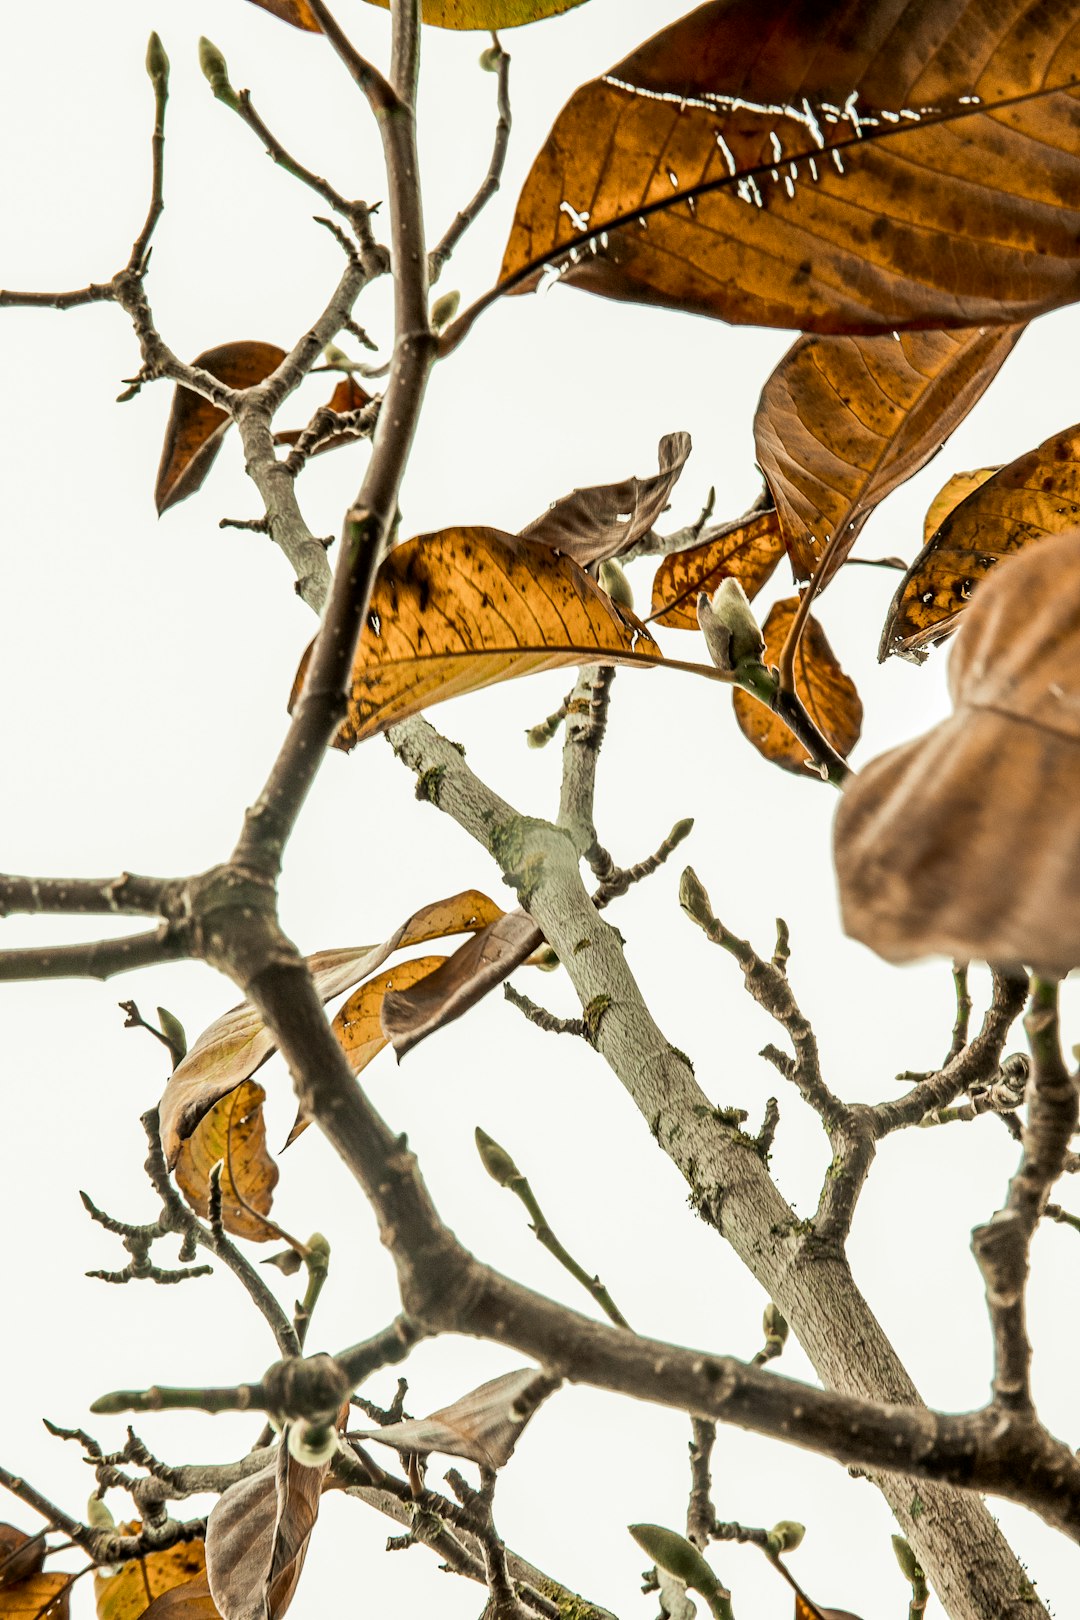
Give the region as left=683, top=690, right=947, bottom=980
left=429, top=39, right=512, bottom=283
left=0, top=871, right=170, bottom=918
left=0, top=924, right=188, bottom=983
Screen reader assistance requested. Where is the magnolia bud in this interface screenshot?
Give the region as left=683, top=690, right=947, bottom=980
left=628, top=1524, right=720, bottom=1597
left=145, top=33, right=170, bottom=94
left=87, top=1496, right=116, bottom=1531
left=156, top=1005, right=187, bottom=1061
left=679, top=866, right=715, bottom=932
left=892, top=1536, right=924, bottom=1584
left=430, top=290, right=461, bottom=332
left=762, top=1302, right=789, bottom=1346
left=479, top=45, right=502, bottom=72
left=697, top=578, right=765, bottom=673
left=287, top=1421, right=338, bottom=1467
left=598, top=559, right=634, bottom=611
left=766, top=1520, right=805, bottom=1556
left=475, top=1126, right=520, bottom=1187
left=198, top=38, right=239, bottom=110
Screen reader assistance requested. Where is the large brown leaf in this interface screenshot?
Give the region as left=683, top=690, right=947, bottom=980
left=141, top=1576, right=220, bottom=1620
left=756, top=328, right=1022, bottom=584
left=522, top=433, right=691, bottom=564
left=649, top=508, right=785, bottom=629
left=246, top=0, right=587, bottom=27
left=0, top=1529, right=44, bottom=1591
left=0, top=1576, right=71, bottom=1619
left=155, top=344, right=285, bottom=514
left=205, top=1448, right=326, bottom=1620
left=837, top=528, right=1080, bottom=973
left=352, top=1368, right=558, bottom=1469
left=733, top=597, right=861, bottom=774
left=160, top=890, right=502, bottom=1163
left=174, top=1081, right=280, bottom=1242
left=382, top=908, right=543, bottom=1058
left=290, top=528, right=671, bottom=750
left=499, top=2, right=1080, bottom=334
left=880, top=423, right=1080, bottom=659
left=96, top=1536, right=208, bottom=1620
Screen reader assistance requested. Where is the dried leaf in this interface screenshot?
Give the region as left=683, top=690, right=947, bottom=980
left=756, top=328, right=1021, bottom=584
left=921, top=467, right=999, bottom=546
left=286, top=955, right=448, bottom=1146
left=0, top=1528, right=44, bottom=1590
left=160, top=890, right=502, bottom=1163
left=174, top=1081, right=280, bottom=1242
left=290, top=528, right=666, bottom=750
left=272, top=377, right=373, bottom=457
left=794, top=1599, right=864, bottom=1620
left=522, top=432, right=691, bottom=564
left=382, top=908, right=543, bottom=1058
left=246, top=0, right=586, bottom=27
left=649, top=509, right=785, bottom=630
left=353, top=1367, right=558, bottom=1469
left=155, top=343, right=285, bottom=514
left=205, top=1448, right=326, bottom=1620
left=501, top=3, right=1080, bottom=333
left=837, top=528, right=1080, bottom=973
left=881, top=423, right=1080, bottom=660
left=142, top=1575, right=221, bottom=1620
left=733, top=598, right=861, bottom=774
left=244, top=0, right=322, bottom=28
left=96, top=1537, right=208, bottom=1620
left=0, top=1575, right=71, bottom=1620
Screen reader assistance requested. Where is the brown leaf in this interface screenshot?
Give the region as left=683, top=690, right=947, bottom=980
left=290, top=528, right=668, bottom=750
left=159, top=890, right=502, bottom=1163
left=733, top=598, right=861, bottom=775
left=756, top=328, right=1021, bottom=584
left=521, top=433, right=691, bottom=564
left=206, top=1448, right=326, bottom=1620
left=142, top=1575, right=221, bottom=1620
left=96, top=1537, right=208, bottom=1620
left=352, top=1367, right=558, bottom=1470
left=382, top=908, right=543, bottom=1058
left=794, top=1599, right=864, bottom=1620
left=286, top=955, right=448, bottom=1146
left=881, top=423, right=1080, bottom=660
left=649, top=509, right=785, bottom=630
left=247, top=0, right=587, bottom=27
left=920, top=467, right=999, bottom=546
left=174, top=1080, right=280, bottom=1242
left=837, top=528, right=1080, bottom=973
left=244, top=0, right=322, bottom=27
left=272, top=377, right=373, bottom=457
left=0, top=1528, right=45, bottom=1590
left=0, top=1575, right=71, bottom=1620
left=155, top=344, right=285, bottom=515
left=500, top=2, right=1080, bottom=334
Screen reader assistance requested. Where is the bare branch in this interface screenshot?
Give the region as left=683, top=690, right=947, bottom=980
left=0, top=925, right=187, bottom=983
left=429, top=40, right=512, bottom=283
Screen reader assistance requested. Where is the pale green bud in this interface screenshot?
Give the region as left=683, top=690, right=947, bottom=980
left=628, top=1525, right=721, bottom=1597
left=475, top=1126, right=520, bottom=1187
left=762, top=1302, right=789, bottom=1346
left=697, top=578, right=765, bottom=673
left=766, top=1521, right=805, bottom=1556
left=198, top=38, right=239, bottom=110
left=598, top=559, right=634, bottom=611
left=430, top=290, right=461, bottom=332
left=156, top=1005, right=187, bottom=1061
left=287, top=1421, right=338, bottom=1467
left=479, top=45, right=502, bottom=72
left=87, top=1496, right=116, bottom=1531
left=892, top=1535, right=925, bottom=1584
left=679, top=866, right=715, bottom=932
left=145, top=33, right=170, bottom=93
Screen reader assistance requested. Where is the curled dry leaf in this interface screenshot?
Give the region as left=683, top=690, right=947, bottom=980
left=352, top=1367, right=559, bottom=1470
left=649, top=508, right=785, bottom=630
left=733, top=598, right=861, bottom=775
left=205, top=1446, right=326, bottom=1620
left=382, top=907, right=543, bottom=1059
left=881, top=423, right=1080, bottom=660
left=521, top=432, right=691, bottom=565
left=173, top=1080, right=280, bottom=1242
left=290, top=528, right=666, bottom=749
left=837, top=529, right=1080, bottom=974
left=500, top=1, right=1080, bottom=333
left=96, top=1534, right=208, bottom=1620
left=160, top=889, right=502, bottom=1163
left=756, top=328, right=1021, bottom=585
left=286, top=954, right=448, bottom=1146
left=155, top=343, right=285, bottom=515
left=246, top=0, right=587, bottom=27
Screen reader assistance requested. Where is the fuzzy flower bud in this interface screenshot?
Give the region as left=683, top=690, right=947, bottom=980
left=679, top=866, right=715, bottom=932
left=475, top=1126, right=520, bottom=1187
left=697, top=578, right=766, bottom=673
left=598, top=559, right=634, bottom=611
left=145, top=33, right=170, bottom=94
left=766, top=1520, right=805, bottom=1556
left=198, top=38, right=239, bottom=110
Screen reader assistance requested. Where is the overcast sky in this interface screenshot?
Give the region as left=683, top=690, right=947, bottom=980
left=1, top=3, right=1078, bottom=1616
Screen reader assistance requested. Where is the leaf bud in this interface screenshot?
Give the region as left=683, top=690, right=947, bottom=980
left=762, top=1301, right=788, bottom=1347
left=156, top=1005, right=187, bottom=1061
left=766, top=1520, right=805, bottom=1556
left=198, top=38, right=239, bottom=110
left=145, top=33, right=170, bottom=94
left=667, top=816, right=694, bottom=848
left=598, top=559, right=634, bottom=611
left=527, top=944, right=560, bottom=971
left=479, top=44, right=503, bottom=72
left=87, top=1496, right=116, bottom=1531
left=697, top=578, right=765, bottom=673
left=628, top=1524, right=720, bottom=1597
left=891, top=1535, right=925, bottom=1584
left=430, top=289, right=461, bottom=332
left=679, top=866, right=715, bottom=932
left=287, top=1421, right=338, bottom=1468
left=475, top=1126, right=520, bottom=1187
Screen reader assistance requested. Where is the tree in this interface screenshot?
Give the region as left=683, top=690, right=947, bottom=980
left=2, top=2, right=1080, bottom=1617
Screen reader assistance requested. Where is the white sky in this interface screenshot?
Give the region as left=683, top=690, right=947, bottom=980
left=1, top=2, right=1077, bottom=1616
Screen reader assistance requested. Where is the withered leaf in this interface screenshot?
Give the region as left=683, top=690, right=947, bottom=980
left=0, top=1575, right=71, bottom=1620
left=733, top=598, right=861, bottom=775
left=205, top=1447, right=326, bottom=1620
left=160, top=889, right=502, bottom=1163
left=286, top=955, right=448, bottom=1146
left=881, top=423, right=1080, bottom=660
left=272, top=377, right=373, bottom=458
left=794, top=1599, right=864, bottom=1620
left=174, top=1080, right=280, bottom=1242
left=649, top=508, right=785, bottom=630
left=290, top=528, right=668, bottom=749
left=920, top=467, right=999, bottom=547
left=757, top=328, right=1021, bottom=585
left=837, top=529, right=1080, bottom=973
left=247, top=0, right=587, bottom=27
left=96, top=1535, right=209, bottom=1620
left=352, top=1367, right=559, bottom=1470
left=382, top=908, right=543, bottom=1059
left=522, top=433, right=690, bottom=564
left=155, top=343, right=285, bottom=514
left=0, top=1528, right=44, bottom=1590
left=500, top=2, right=1080, bottom=334
left=142, top=1575, right=221, bottom=1620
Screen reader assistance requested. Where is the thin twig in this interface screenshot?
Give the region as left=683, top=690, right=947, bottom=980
left=429, top=39, right=512, bottom=282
